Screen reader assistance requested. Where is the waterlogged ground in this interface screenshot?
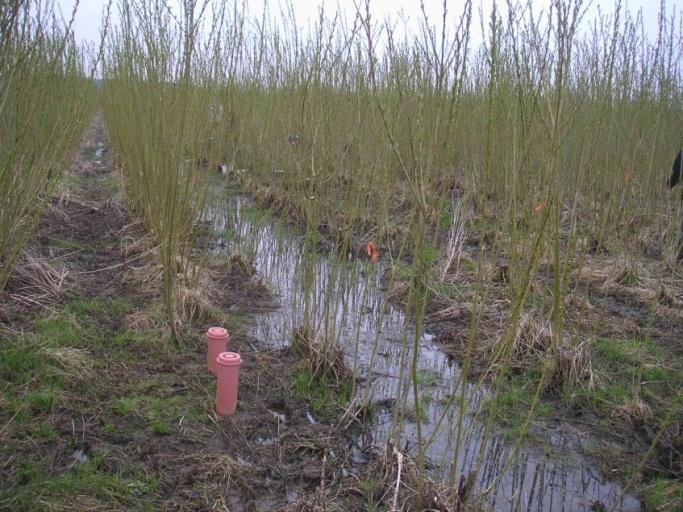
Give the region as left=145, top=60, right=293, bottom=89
left=207, top=183, right=641, bottom=511
left=1, top=116, right=676, bottom=510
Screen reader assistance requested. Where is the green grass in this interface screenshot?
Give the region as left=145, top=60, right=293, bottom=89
left=585, top=337, right=681, bottom=412
left=68, top=297, right=134, bottom=318
left=27, top=388, right=59, bottom=413
left=33, top=313, right=94, bottom=348
left=29, top=297, right=139, bottom=352
left=645, top=478, right=683, bottom=512
left=29, top=423, right=59, bottom=441
left=415, top=370, right=441, bottom=387
left=113, top=397, right=139, bottom=416
left=112, top=391, right=202, bottom=435
left=482, top=375, right=553, bottom=440
left=0, top=340, right=51, bottom=384
left=0, top=458, right=157, bottom=511
left=293, top=368, right=351, bottom=420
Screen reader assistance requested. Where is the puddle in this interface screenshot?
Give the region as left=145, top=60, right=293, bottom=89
left=207, top=182, right=640, bottom=511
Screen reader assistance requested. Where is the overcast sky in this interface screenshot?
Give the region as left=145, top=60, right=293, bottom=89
left=57, top=0, right=672, bottom=48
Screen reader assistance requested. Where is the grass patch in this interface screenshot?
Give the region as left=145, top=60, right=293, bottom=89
left=0, top=340, right=50, bottom=384
left=68, top=297, right=134, bottom=319
left=482, top=375, right=552, bottom=440
left=293, top=368, right=351, bottom=420
left=0, top=336, right=66, bottom=389
left=584, top=337, right=681, bottom=414
left=27, top=388, right=59, bottom=413
left=33, top=313, right=93, bottom=348
left=415, top=370, right=441, bottom=387
left=112, top=329, right=156, bottom=350
left=112, top=391, right=201, bottom=435
left=30, top=297, right=138, bottom=351
left=113, top=397, right=139, bottom=416
left=645, top=478, right=683, bottom=512
left=29, top=423, right=59, bottom=441
left=0, top=459, right=157, bottom=511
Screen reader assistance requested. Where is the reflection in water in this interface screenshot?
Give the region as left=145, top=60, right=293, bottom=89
left=207, top=184, right=639, bottom=511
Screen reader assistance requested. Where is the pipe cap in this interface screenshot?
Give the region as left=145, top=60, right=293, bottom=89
left=217, top=351, right=241, bottom=366
left=207, top=327, right=229, bottom=340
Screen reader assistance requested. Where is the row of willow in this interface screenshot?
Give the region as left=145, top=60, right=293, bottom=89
left=100, top=0, right=683, bottom=341
left=0, top=2, right=95, bottom=291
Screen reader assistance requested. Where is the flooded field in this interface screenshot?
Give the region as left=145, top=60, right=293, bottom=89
left=209, top=182, right=641, bottom=511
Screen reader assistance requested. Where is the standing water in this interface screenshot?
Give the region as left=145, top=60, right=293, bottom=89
left=208, top=181, right=640, bottom=511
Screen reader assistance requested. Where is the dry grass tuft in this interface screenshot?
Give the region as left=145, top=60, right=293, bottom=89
left=173, top=269, right=222, bottom=326
left=505, top=314, right=596, bottom=391
left=547, top=338, right=596, bottom=391
left=197, top=452, right=254, bottom=488
left=365, top=441, right=477, bottom=512
left=42, top=346, right=95, bottom=380
left=122, top=259, right=162, bottom=298
left=425, top=304, right=470, bottom=324
left=386, top=280, right=410, bottom=302
left=228, top=251, right=255, bottom=275
left=9, top=251, right=71, bottom=308
left=615, top=393, right=654, bottom=426
left=293, top=325, right=350, bottom=384
left=122, top=309, right=160, bottom=332
left=577, top=256, right=634, bottom=288
left=45, top=201, right=71, bottom=222
left=510, top=314, right=552, bottom=366
left=119, top=222, right=163, bottom=295
left=439, top=199, right=469, bottom=281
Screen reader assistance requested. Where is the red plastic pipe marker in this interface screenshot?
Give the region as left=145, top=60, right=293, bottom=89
left=215, top=352, right=242, bottom=417
left=206, top=327, right=229, bottom=376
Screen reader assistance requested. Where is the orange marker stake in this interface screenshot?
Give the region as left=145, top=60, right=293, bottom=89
left=365, top=241, right=379, bottom=263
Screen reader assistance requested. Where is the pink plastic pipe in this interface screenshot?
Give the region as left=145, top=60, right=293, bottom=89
left=215, top=352, right=242, bottom=416
left=206, top=327, right=229, bottom=376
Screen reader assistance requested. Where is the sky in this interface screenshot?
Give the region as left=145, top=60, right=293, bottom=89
left=56, top=0, right=671, bottom=49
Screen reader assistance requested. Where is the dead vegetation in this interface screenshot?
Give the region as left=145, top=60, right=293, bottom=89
left=293, top=325, right=351, bottom=385
left=6, top=251, right=71, bottom=309
left=364, top=442, right=477, bottom=512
